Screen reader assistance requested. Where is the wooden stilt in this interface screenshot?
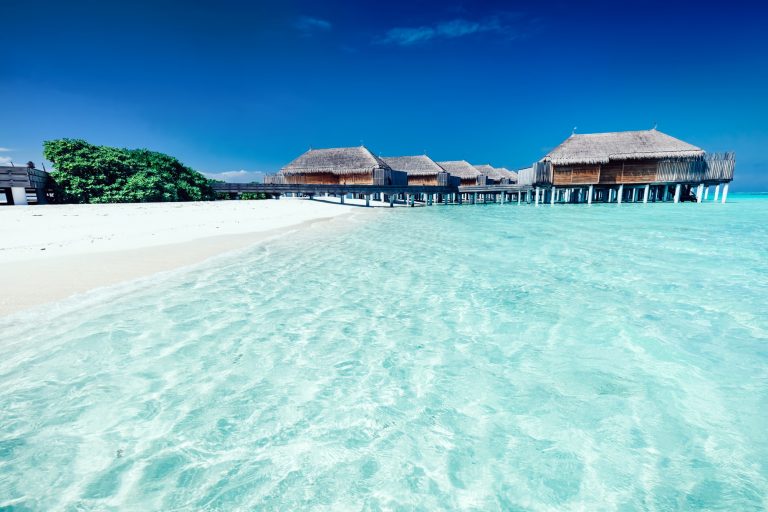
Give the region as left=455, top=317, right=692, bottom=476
left=673, top=184, right=681, bottom=204
left=721, top=183, right=729, bottom=203
left=713, top=184, right=720, bottom=202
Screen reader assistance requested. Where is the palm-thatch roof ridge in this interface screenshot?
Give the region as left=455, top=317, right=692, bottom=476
left=436, top=160, right=482, bottom=179
left=281, top=146, right=391, bottom=175
left=381, top=155, right=446, bottom=176
left=543, top=129, right=704, bottom=165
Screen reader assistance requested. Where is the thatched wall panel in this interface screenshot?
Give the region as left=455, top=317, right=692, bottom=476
left=599, top=164, right=623, bottom=184
left=407, top=176, right=438, bottom=186
left=553, top=166, right=600, bottom=185
left=619, top=161, right=658, bottom=183
left=284, top=173, right=341, bottom=185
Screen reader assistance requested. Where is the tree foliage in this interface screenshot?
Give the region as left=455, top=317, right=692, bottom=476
left=42, top=139, right=215, bottom=203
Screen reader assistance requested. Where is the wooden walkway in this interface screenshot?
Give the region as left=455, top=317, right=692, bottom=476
left=211, top=181, right=735, bottom=207
left=1, top=166, right=49, bottom=205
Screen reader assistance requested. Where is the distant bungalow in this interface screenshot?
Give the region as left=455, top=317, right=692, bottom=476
left=473, top=165, right=518, bottom=185
left=497, top=168, right=518, bottom=184
left=279, top=146, right=407, bottom=186
left=437, top=160, right=482, bottom=186
left=381, top=155, right=450, bottom=186
left=473, top=164, right=504, bottom=185
left=523, top=129, right=735, bottom=204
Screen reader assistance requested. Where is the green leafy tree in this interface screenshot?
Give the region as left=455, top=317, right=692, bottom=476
left=42, top=139, right=215, bottom=203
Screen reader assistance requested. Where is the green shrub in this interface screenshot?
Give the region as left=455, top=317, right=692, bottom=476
left=43, top=138, right=215, bottom=203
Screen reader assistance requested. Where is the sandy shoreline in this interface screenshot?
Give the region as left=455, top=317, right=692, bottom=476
left=1, top=199, right=374, bottom=316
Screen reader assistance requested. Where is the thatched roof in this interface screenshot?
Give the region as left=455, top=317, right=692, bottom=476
left=436, top=160, right=482, bottom=179
left=497, top=167, right=518, bottom=179
left=474, top=164, right=507, bottom=181
left=542, top=129, right=704, bottom=165
left=281, top=146, right=390, bottom=175
left=381, top=155, right=446, bottom=176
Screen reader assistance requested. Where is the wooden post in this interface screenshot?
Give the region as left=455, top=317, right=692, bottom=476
left=631, top=187, right=637, bottom=202
left=696, top=184, right=704, bottom=203
left=673, top=184, right=681, bottom=203
left=713, top=184, right=720, bottom=202
left=550, top=187, right=555, bottom=205
left=365, top=194, right=370, bottom=207
left=643, top=184, right=649, bottom=204
left=704, top=186, right=710, bottom=201
left=340, top=194, right=344, bottom=204
left=617, top=184, right=624, bottom=204
left=389, top=194, right=394, bottom=208
left=587, top=185, right=593, bottom=205
left=721, top=183, right=729, bottom=203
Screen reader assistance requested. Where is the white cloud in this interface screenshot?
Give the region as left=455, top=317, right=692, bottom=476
left=204, top=170, right=266, bottom=183
left=0, top=147, right=12, bottom=152
left=378, top=16, right=512, bottom=46
left=0, top=156, right=12, bottom=166
left=294, top=16, right=332, bottom=33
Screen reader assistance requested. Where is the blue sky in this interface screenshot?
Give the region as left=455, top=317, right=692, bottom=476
left=3, top=0, right=767, bottom=190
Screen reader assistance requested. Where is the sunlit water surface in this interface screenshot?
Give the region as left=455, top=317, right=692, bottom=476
left=1, top=195, right=767, bottom=510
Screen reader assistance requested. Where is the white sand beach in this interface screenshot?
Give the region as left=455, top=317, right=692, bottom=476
left=0, top=198, right=375, bottom=315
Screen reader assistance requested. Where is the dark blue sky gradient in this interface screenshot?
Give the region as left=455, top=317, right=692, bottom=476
left=3, top=0, right=767, bottom=189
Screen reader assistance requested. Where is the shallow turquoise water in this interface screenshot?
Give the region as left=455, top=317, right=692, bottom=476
left=1, top=195, right=767, bottom=510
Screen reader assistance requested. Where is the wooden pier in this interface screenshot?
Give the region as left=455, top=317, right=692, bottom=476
left=212, top=182, right=462, bottom=207
left=212, top=182, right=538, bottom=207
left=0, top=166, right=50, bottom=205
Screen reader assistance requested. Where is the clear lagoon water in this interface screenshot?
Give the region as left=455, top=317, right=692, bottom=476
left=1, top=195, right=767, bottom=510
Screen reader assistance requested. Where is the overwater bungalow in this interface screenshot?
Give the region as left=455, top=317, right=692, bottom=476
left=498, top=168, right=518, bottom=184
left=523, top=129, right=735, bottom=204
left=381, top=155, right=451, bottom=186
left=279, top=146, right=407, bottom=186
left=437, top=160, right=482, bottom=186
left=473, top=164, right=504, bottom=185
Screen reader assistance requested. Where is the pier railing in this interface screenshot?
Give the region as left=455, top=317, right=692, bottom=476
left=657, top=153, right=735, bottom=183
